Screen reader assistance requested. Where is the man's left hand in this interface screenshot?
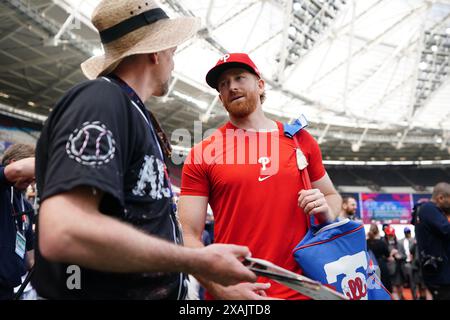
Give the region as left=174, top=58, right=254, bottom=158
left=298, top=189, right=333, bottom=222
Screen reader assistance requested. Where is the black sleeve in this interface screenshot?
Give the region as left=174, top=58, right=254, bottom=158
left=40, top=80, right=130, bottom=207
left=0, top=166, right=12, bottom=189
left=420, top=205, right=450, bottom=240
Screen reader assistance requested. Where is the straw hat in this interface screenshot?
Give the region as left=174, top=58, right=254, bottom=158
left=81, top=0, right=200, bottom=80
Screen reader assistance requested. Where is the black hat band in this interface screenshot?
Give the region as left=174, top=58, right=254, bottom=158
left=99, top=8, right=169, bottom=44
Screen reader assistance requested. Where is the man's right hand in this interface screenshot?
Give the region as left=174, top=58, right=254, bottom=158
left=191, top=244, right=257, bottom=287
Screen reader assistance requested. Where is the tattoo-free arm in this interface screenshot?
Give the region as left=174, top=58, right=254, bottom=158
left=39, top=187, right=256, bottom=286
left=311, top=173, right=342, bottom=221
left=4, top=157, right=35, bottom=183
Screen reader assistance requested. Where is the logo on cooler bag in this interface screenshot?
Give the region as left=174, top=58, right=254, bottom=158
left=323, top=251, right=368, bottom=300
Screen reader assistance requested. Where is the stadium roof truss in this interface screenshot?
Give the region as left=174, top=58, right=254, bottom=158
left=0, top=0, right=449, bottom=162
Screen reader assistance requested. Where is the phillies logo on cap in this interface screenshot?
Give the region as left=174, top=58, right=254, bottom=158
left=220, top=54, right=230, bottom=63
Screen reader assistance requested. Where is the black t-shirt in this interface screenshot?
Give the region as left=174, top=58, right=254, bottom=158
left=0, top=167, right=34, bottom=289
left=32, top=77, right=186, bottom=299
left=366, top=238, right=389, bottom=262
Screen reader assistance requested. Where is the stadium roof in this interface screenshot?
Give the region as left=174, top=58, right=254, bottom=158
left=0, top=0, right=449, bottom=162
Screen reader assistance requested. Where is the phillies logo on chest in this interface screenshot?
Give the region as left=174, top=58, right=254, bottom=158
left=258, top=157, right=270, bottom=171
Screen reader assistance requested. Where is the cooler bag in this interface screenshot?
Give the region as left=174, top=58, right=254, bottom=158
left=284, top=119, right=391, bottom=300
left=293, top=219, right=391, bottom=300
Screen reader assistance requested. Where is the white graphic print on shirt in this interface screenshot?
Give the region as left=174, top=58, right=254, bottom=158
left=132, top=155, right=171, bottom=199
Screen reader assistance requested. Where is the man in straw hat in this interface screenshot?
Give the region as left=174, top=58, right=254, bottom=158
left=31, top=1, right=256, bottom=299
left=179, top=53, right=342, bottom=299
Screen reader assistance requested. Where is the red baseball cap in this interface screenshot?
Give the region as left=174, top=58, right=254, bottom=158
left=385, top=226, right=395, bottom=236
left=206, top=53, right=261, bottom=90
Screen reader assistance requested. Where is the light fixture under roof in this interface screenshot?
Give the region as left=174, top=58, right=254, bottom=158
left=418, top=61, right=428, bottom=70
left=351, top=142, right=360, bottom=152
left=413, top=28, right=450, bottom=119
left=275, top=0, right=348, bottom=78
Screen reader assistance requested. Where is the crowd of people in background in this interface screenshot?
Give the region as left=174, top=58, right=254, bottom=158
left=338, top=186, right=450, bottom=300
left=366, top=222, right=431, bottom=300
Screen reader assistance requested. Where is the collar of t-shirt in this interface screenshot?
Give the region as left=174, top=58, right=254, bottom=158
left=224, top=120, right=283, bottom=134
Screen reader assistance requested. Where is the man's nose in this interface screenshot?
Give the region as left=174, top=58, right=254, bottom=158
left=229, top=79, right=239, bottom=91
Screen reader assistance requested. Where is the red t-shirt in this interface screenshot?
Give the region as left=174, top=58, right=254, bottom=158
left=181, top=121, right=326, bottom=299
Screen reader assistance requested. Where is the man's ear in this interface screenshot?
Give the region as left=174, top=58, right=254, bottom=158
left=148, top=52, right=158, bottom=65
left=257, top=78, right=265, bottom=95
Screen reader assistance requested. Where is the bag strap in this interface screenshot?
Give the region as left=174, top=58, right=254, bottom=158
left=292, top=132, right=318, bottom=229
left=293, top=133, right=311, bottom=189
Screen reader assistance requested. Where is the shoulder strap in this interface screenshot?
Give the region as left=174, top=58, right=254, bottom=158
left=293, top=132, right=311, bottom=190
left=292, top=131, right=318, bottom=229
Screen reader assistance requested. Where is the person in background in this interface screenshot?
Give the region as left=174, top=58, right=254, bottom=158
left=0, top=144, right=35, bottom=300
left=384, top=226, right=405, bottom=300
left=415, top=182, right=450, bottom=300
left=339, top=196, right=360, bottom=221
left=398, top=227, right=417, bottom=299
left=367, top=222, right=392, bottom=293
left=409, top=231, right=432, bottom=299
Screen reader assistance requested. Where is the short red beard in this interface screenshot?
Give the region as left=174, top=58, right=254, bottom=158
left=224, top=93, right=258, bottom=118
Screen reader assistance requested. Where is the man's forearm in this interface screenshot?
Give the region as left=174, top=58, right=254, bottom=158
left=184, top=233, right=224, bottom=297
left=40, top=206, right=203, bottom=274
left=183, top=233, right=205, bottom=249
left=4, top=158, right=35, bottom=182
left=325, top=193, right=342, bottom=220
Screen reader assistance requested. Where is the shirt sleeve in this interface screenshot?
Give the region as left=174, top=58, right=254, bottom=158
left=420, top=204, right=450, bottom=240
left=300, top=130, right=326, bottom=182
left=180, top=143, right=210, bottom=197
left=40, top=80, right=130, bottom=206
left=0, top=166, right=12, bottom=188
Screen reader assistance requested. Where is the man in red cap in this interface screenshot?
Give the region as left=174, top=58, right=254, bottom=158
left=179, top=53, right=342, bottom=299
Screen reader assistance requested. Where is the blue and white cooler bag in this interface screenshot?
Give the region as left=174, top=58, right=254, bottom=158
left=293, top=219, right=392, bottom=300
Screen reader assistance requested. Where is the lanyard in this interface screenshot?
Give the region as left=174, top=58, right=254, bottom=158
left=10, top=187, right=28, bottom=234
left=10, top=186, right=25, bottom=213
